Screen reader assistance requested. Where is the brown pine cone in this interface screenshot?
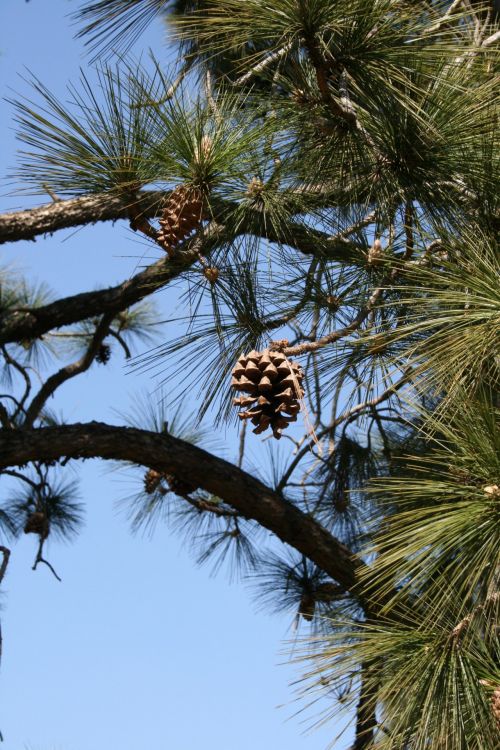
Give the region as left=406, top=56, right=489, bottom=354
left=144, top=468, right=164, bottom=494
left=231, top=348, right=304, bottom=439
left=157, top=185, right=205, bottom=255
left=24, top=511, right=49, bottom=539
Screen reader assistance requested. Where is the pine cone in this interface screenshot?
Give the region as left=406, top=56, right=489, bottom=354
left=299, top=592, right=316, bottom=622
left=24, top=511, right=49, bottom=539
left=157, top=185, right=205, bottom=255
left=144, top=468, right=164, bottom=494
left=96, top=343, right=111, bottom=365
left=203, top=266, right=219, bottom=285
left=231, top=348, right=304, bottom=439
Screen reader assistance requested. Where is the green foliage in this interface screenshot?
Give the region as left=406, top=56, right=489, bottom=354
left=73, top=0, right=169, bottom=60
left=10, top=66, right=159, bottom=196
left=6, top=475, right=84, bottom=542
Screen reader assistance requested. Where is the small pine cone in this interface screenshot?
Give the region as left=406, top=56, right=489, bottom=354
left=165, top=473, right=197, bottom=496
left=24, top=511, right=49, bottom=539
left=367, top=239, right=384, bottom=267
left=203, top=267, right=219, bottom=285
left=144, top=468, right=164, bottom=494
left=231, top=348, right=304, bottom=439
left=96, top=343, right=111, bottom=365
left=157, top=185, right=205, bottom=255
left=299, top=592, right=316, bottom=622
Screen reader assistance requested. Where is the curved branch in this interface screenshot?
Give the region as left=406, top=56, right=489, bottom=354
left=23, top=312, right=114, bottom=427
left=0, top=421, right=363, bottom=592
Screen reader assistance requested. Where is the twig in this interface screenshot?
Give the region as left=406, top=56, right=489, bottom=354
left=234, top=42, right=294, bottom=86
left=1, top=346, right=32, bottom=417
left=334, top=211, right=377, bottom=242
left=42, top=183, right=61, bottom=202
left=23, top=313, right=114, bottom=427
left=33, top=552, right=62, bottom=582
left=108, top=329, right=131, bottom=359
left=279, top=283, right=385, bottom=356
left=0, top=469, right=39, bottom=490
left=426, top=0, right=464, bottom=34
left=182, top=494, right=239, bottom=519
left=277, top=370, right=410, bottom=490
left=238, top=420, right=247, bottom=469
left=482, top=28, right=500, bottom=46
left=131, top=57, right=194, bottom=108
left=0, top=546, right=10, bottom=586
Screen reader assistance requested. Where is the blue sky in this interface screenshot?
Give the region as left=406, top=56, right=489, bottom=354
left=0, top=2, right=350, bottom=749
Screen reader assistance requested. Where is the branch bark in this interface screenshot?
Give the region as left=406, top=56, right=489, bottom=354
left=351, top=661, right=378, bottom=750
left=0, top=191, right=165, bottom=245
left=0, top=421, right=363, bottom=592
left=0, top=192, right=363, bottom=263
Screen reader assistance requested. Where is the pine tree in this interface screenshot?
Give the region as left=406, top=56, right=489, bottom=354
left=0, top=2, right=499, bottom=748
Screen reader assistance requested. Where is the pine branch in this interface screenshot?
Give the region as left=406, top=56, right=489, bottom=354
left=0, top=191, right=164, bottom=245
left=0, top=193, right=363, bottom=261
left=23, top=312, right=114, bottom=427
left=0, top=421, right=365, bottom=594
left=0, top=225, right=224, bottom=346
left=351, top=661, right=377, bottom=750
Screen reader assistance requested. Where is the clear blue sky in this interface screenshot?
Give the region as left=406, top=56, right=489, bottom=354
left=0, top=2, right=352, bottom=749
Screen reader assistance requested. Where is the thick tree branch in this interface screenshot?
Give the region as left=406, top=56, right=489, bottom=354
left=0, top=191, right=165, bottom=245
left=0, top=192, right=363, bottom=263
left=0, top=422, right=363, bottom=592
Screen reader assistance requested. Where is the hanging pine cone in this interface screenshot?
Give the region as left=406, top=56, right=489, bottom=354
left=157, top=185, right=205, bottom=256
left=231, top=348, right=304, bottom=439
left=203, top=266, right=219, bottom=285
left=96, top=343, right=111, bottom=365
left=144, top=468, right=164, bottom=494
left=24, top=511, right=49, bottom=539
left=299, top=592, right=316, bottom=622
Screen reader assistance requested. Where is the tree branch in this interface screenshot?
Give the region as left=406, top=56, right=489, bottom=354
left=23, top=313, right=114, bottom=427
left=0, top=192, right=363, bottom=263
left=351, top=661, right=377, bottom=750
left=0, top=546, right=10, bottom=586
left=0, top=421, right=364, bottom=593
left=0, top=191, right=165, bottom=245
left=0, top=225, right=223, bottom=346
